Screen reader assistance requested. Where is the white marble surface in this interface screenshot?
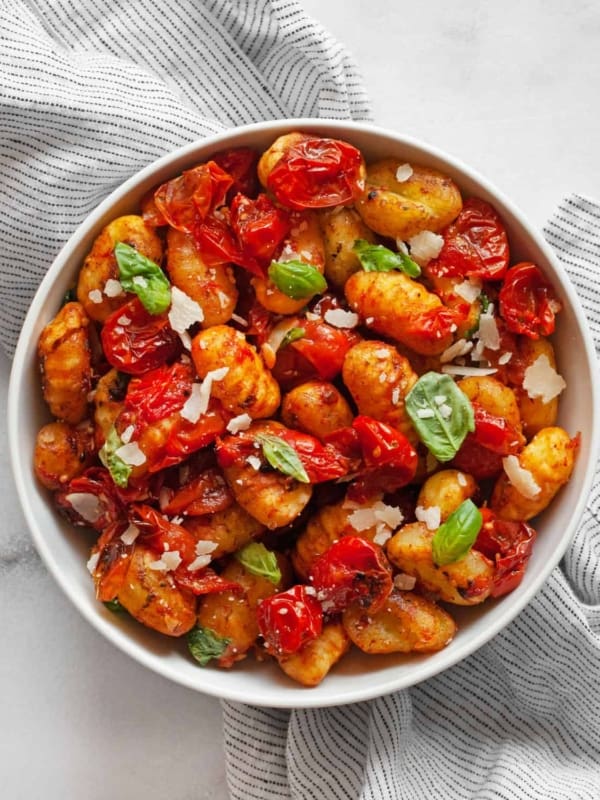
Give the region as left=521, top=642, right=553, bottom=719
left=2, top=1, right=600, bottom=798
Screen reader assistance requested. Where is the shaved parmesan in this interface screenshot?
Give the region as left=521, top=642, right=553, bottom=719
left=441, top=365, right=497, bottom=377
left=324, top=308, right=359, bottom=329
left=88, top=289, right=103, bottom=304
left=120, top=523, right=140, bottom=545
left=117, top=314, right=131, bottom=326
left=133, top=275, right=148, bottom=288
left=415, top=505, right=441, bottom=530
left=478, top=312, right=500, bottom=351
left=187, top=554, right=212, bottom=572
left=120, top=425, right=135, bottom=444
left=439, top=403, right=453, bottom=419
left=523, top=355, right=566, bottom=403
left=454, top=279, right=482, bottom=304
left=180, top=367, right=229, bottom=423
left=417, top=408, right=435, bottom=419
left=348, top=501, right=403, bottom=534
left=86, top=552, right=100, bottom=574
left=246, top=455, right=261, bottom=471
left=226, top=413, right=253, bottom=434
left=391, top=387, right=401, bottom=405
left=498, top=352, right=513, bottom=365
left=195, top=540, right=218, bottom=555
left=115, top=441, right=146, bottom=466
left=393, top=573, right=417, bottom=591
left=168, top=285, right=204, bottom=333
left=502, top=455, right=541, bottom=499
left=408, top=230, right=444, bottom=265
left=104, top=278, right=124, bottom=298
left=395, top=163, right=413, bottom=182
left=65, top=492, right=101, bottom=524
left=373, top=526, right=392, bottom=546
left=162, top=550, right=182, bottom=571
left=457, top=472, right=467, bottom=487
left=440, top=339, right=473, bottom=364
left=231, top=313, right=248, bottom=326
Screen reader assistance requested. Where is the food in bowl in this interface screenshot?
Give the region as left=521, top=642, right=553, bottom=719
left=33, top=130, right=578, bottom=688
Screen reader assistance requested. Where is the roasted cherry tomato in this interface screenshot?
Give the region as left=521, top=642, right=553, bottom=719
left=159, top=467, right=232, bottom=516
left=291, top=318, right=360, bottom=381
left=309, top=536, right=393, bottom=615
left=101, top=298, right=180, bottom=376
left=470, top=403, right=524, bottom=455
left=230, top=193, right=290, bottom=266
left=266, top=137, right=364, bottom=210
left=211, top=147, right=260, bottom=200
left=451, top=435, right=504, bottom=480
left=91, top=521, right=134, bottom=601
left=153, top=405, right=229, bottom=472
left=499, top=262, right=561, bottom=339
left=428, top=198, right=510, bottom=281
left=475, top=510, right=537, bottom=597
left=353, top=416, right=418, bottom=475
left=153, top=161, right=233, bottom=233
left=172, top=567, right=242, bottom=597
left=125, top=362, right=195, bottom=424
left=55, top=467, right=125, bottom=531
left=257, top=584, right=323, bottom=655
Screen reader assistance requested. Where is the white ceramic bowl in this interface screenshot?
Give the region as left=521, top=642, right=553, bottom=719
left=9, top=119, right=599, bottom=708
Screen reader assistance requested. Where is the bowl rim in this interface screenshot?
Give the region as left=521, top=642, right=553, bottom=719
left=9, top=117, right=600, bottom=708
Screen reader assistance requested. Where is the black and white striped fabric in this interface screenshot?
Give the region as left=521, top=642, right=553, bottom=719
left=223, top=196, right=600, bottom=799
left=0, top=0, right=370, bottom=356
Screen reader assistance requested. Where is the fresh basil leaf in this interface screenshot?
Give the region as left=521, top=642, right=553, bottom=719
left=268, top=260, right=327, bottom=299
left=114, top=241, right=171, bottom=315
left=235, top=542, right=281, bottom=585
left=353, top=239, right=421, bottom=278
left=405, top=372, right=474, bottom=461
left=187, top=626, right=230, bottom=666
left=256, top=433, right=310, bottom=483
left=431, top=499, right=482, bottom=566
left=103, top=598, right=126, bottom=614
left=279, top=326, right=305, bottom=350
left=99, top=425, right=132, bottom=488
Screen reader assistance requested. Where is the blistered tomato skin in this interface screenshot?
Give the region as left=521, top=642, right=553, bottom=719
left=499, top=262, right=561, bottom=339
left=257, top=585, right=323, bottom=656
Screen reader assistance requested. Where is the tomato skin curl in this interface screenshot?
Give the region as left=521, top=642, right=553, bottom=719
left=499, top=262, right=561, bottom=339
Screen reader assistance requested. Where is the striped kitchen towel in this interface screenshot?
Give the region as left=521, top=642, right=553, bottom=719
left=0, top=0, right=370, bottom=357
left=223, top=194, right=600, bottom=798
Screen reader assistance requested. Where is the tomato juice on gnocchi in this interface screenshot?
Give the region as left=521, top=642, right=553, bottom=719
left=34, top=132, right=578, bottom=687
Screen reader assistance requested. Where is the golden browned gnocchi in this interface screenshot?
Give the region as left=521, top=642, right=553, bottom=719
left=355, top=159, right=462, bottom=240
left=38, top=301, right=92, bottom=424
left=36, top=130, right=577, bottom=688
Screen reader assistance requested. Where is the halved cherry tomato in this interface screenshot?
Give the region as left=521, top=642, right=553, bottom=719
left=257, top=584, right=323, bottom=655
left=470, top=402, right=524, bottom=455
left=499, top=262, right=561, bottom=339
left=353, top=416, right=418, bottom=474
left=153, top=161, right=233, bottom=233
left=211, top=147, right=260, bottom=200
left=159, top=467, right=232, bottom=516
left=55, top=467, right=125, bottom=531
left=309, top=536, right=393, bottom=615
left=131, top=503, right=198, bottom=563
left=150, top=405, right=229, bottom=473
left=101, top=298, right=180, bottom=375
left=266, top=137, right=364, bottom=210
left=451, top=435, right=504, bottom=480
left=230, top=193, right=290, bottom=265
left=475, top=510, right=537, bottom=597
left=125, top=362, right=195, bottom=424
left=428, top=198, right=510, bottom=281
left=291, top=318, right=360, bottom=381
left=172, top=567, right=242, bottom=597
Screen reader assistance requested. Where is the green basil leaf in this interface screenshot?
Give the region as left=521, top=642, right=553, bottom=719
left=431, top=499, right=482, bottom=566
left=268, top=260, right=327, bottom=299
left=235, top=542, right=281, bottom=585
left=256, top=433, right=310, bottom=483
left=353, top=239, right=421, bottom=278
left=99, top=425, right=132, bottom=488
left=187, top=626, right=231, bottom=666
left=279, top=326, right=305, bottom=350
left=405, top=372, right=474, bottom=461
left=115, top=241, right=171, bottom=315
left=103, top=598, right=126, bottom=614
